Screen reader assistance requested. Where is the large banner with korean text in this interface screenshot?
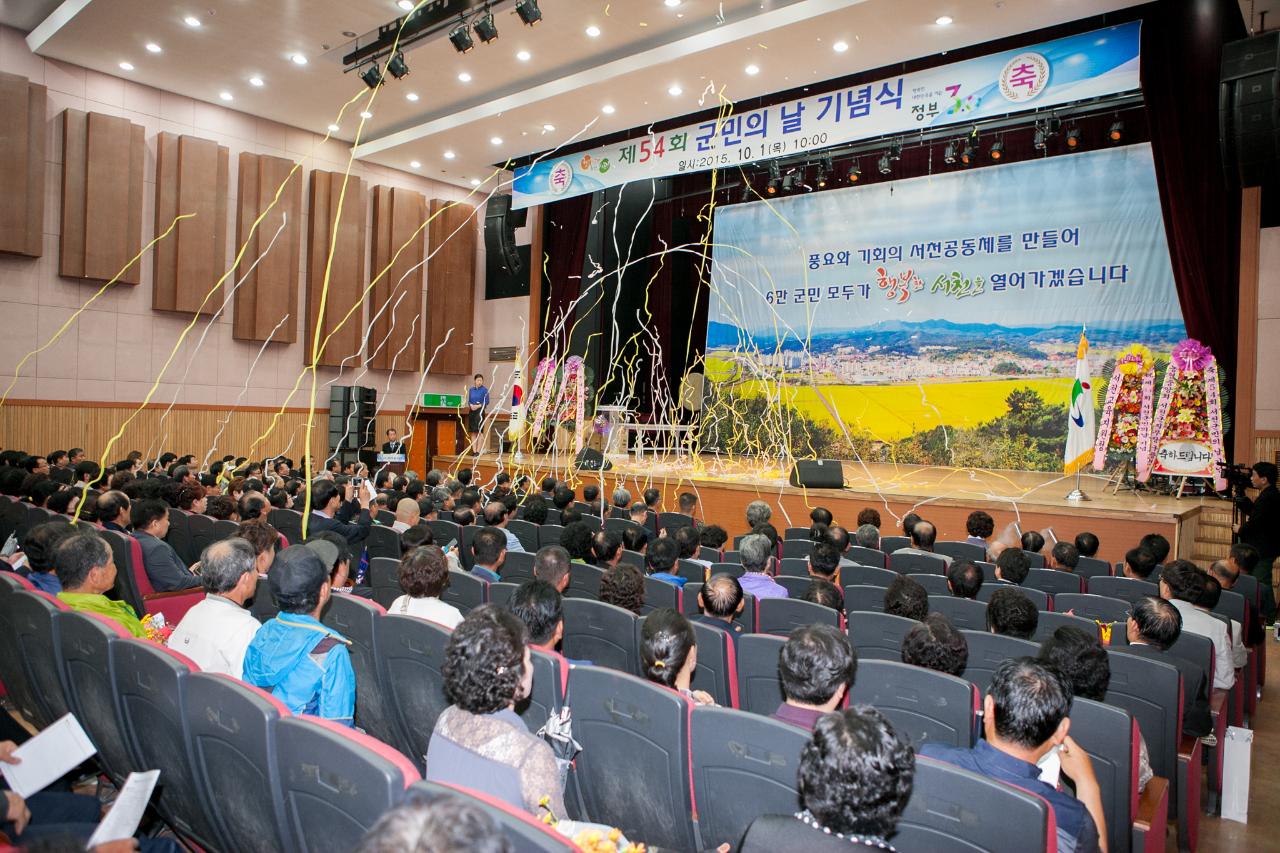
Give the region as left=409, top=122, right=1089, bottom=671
left=512, top=22, right=1141, bottom=209
left=703, top=144, right=1187, bottom=472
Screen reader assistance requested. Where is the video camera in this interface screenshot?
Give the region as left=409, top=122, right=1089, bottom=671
left=1219, top=462, right=1253, bottom=495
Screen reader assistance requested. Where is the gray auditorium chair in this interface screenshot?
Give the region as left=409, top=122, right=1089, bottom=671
left=519, top=649, right=568, bottom=736
left=847, top=611, right=917, bottom=661
left=368, top=556, right=402, bottom=608
left=780, top=539, right=813, bottom=559
left=507, top=518, right=539, bottom=552
left=734, top=634, right=787, bottom=716
left=366, top=524, right=400, bottom=561
left=927, top=595, right=988, bottom=631
left=1032, top=610, right=1100, bottom=642
left=538, top=523, right=565, bottom=547
left=842, top=584, right=888, bottom=614
left=711, top=561, right=746, bottom=578
left=1054, top=593, right=1130, bottom=624
left=187, top=512, right=216, bottom=559
left=5, top=590, right=70, bottom=728
left=777, top=557, right=811, bottom=577
left=409, top=781, right=578, bottom=852
left=618, top=549, right=646, bottom=570
left=1075, top=556, right=1114, bottom=579
left=501, top=549, right=536, bottom=583
left=776, top=575, right=814, bottom=598
left=320, top=594, right=400, bottom=748
left=641, top=575, right=682, bottom=614
left=374, top=614, right=452, bottom=771
left=844, top=564, right=898, bottom=588
left=487, top=581, right=521, bottom=608
left=440, top=568, right=488, bottom=613
left=849, top=659, right=979, bottom=748
left=1024, top=568, right=1085, bottom=596
left=561, top=598, right=638, bottom=673
left=428, top=519, right=462, bottom=549
left=908, top=572, right=952, bottom=595
left=976, top=582, right=1049, bottom=611
left=1087, top=575, right=1159, bottom=604
left=959, top=630, right=1039, bottom=693
left=847, top=545, right=887, bottom=568
left=935, top=541, right=985, bottom=562
left=565, top=562, right=605, bottom=601
left=687, top=618, right=738, bottom=707
left=880, top=535, right=910, bottom=553
left=783, top=527, right=810, bottom=541
left=757, top=596, right=841, bottom=635
left=58, top=610, right=138, bottom=784
left=890, top=551, right=948, bottom=575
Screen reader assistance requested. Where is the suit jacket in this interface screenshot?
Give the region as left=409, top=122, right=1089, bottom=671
left=308, top=501, right=372, bottom=545
left=381, top=440, right=405, bottom=455
left=134, top=531, right=201, bottom=592
left=1239, top=485, right=1280, bottom=564
left=1118, top=642, right=1213, bottom=737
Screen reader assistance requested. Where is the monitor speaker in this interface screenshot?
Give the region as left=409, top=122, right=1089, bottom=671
left=789, top=459, right=844, bottom=489
left=1220, top=31, right=1280, bottom=187
left=485, top=194, right=525, bottom=276
left=574, top=447, right=612, bottom=471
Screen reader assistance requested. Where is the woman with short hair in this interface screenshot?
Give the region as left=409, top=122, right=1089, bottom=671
left=390, top=545, right=462, bottom=629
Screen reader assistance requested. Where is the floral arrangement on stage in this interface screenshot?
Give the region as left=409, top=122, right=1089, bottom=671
left=524, top=355, right=596, bottom=454
left=1093, top=344, right=1158, bottom=470
left=1141, top=338, right=1230, bottom=490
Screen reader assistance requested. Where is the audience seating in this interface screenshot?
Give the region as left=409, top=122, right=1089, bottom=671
left=567, top=665, right=698, bottom=852
left=376, top=510, right=396, bottom=526
left=927, top=594, right=988, bottom=631
left=889, top=551, right=948, bottom=575
left=411, top=781, right=578, bottom=852
left=680, top=583, right=758, bottom=632
left=935, top=541, right=986, bottom=562
left=562, top=598, right=639, bottom=673
left=690, top=706, right=806, bottom=848
left=1021, top=550, right=1045, bottom=568
left=167, top=507, right=198, bottom=565
left=847, top=545, right=887, bottom=568
left=734, top=634, right=787, bottom=716
left=543, top=508, right=562, bottom=526
left=1054, top=593, right=1131, bottom=624
left=268, top=508, right=304, bottom=549
left=780, top=539, right=813, bottom=559
left=698, top=546, right=722, bottom=562
left=711, top=561, right=746, bottom=579
left=605, top=517, right=640, bottom=538
left=722, top=550, right=742, bottom=563
left=321, top=594, right=401, bottom=748
left=687, top=619, right=739, bottom=707
left=908, top=572, right=952, bottom=595
left=880, top=535, right=910, bottom=553
left=618, top=548, right=645, bottom=570
left=440, top=568, right=488, bottom=613
left=658, top=512, right=695, bottom=532
left=211, top=518, right=239, bottom=542
left=977, top=560, right=998, bottom=582
left=677, top=558, right=708, bottom=584
left=775, top=575, right=813, bottom=598
left=565, top=562, right=605, bottom=601
left=777, top=557, right=810, bottom=577
left=366, top=525, right=400, bottom=561
left=1088, top=576, right=1160, bottom=604
left=976, top=583, right=1049, bottom=610
left=188, top=512, right=217, bottom=558
left=274, top=716, right=420, bottom=852
left=1033, top=610, right=1101, bottom=642
left=851, top=660, right=979, bottom=749
left=641, top=575, right=681, bottom=614
left=374, top=614, right=453, bottom=770
left=428, top=519, right=462, bottom=548
left=842, top=584, right=888, bottom=614
left=367, top=556, right=401, bottom=609
left=844, top=564, right=898, bottom=588
left=57, top=610, right=139, bottom=784
left=1169, top=630, right=1227, bottom=801
left=488, top=581, right=521, bottom=608
left=783, top=526, right=810, bottom=540
left=537, top=523, right=565, bottom=547
left=757, top=597, right=840, bottom=635
left=1024, top=568, right=1086, bottom=596
left=520, top=649, right=569, bottom=735
left=117, top=526, right=205, bottom=624
left=959, top=630, right=1039, bottom=693
left=847, top=611, right=918, bottom=661
left=507, top=518, right=539, bottom=551
left=0, top=589, right=62, bottom=729
left=1076, top=556, right=1115, bottom=579
left=501, top=549, right=536, bottom=583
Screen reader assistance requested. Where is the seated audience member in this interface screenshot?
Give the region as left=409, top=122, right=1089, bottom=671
left=521, top=495, right=549, bottom=526
left=305, top=531, right=368, bottom=597
left=920, top=659, right=1106, bottom=853
left=894, top=520, right=952, bottom=567
left=856, top=507, right=882, bottom=530
left=238, top=491, right=270, bottom=522
left=1212, top=548, right=1264, bottom=646
left=1198, top=574, right=1247, bottom=669
left=802, top=578, right=845, bottom=612
left=538, top=477, right=557, bottom=501
left=901, top=613, right=968, bottom=676
left=416, top=496, right=438, bottom=522
left=427, top=606, right=566, bottom=816
left=965, top=510, right=995, bottom=553
left=355, top=786, right=511, bottom=853
left=558, top=506, right=584, bottom=527
left=1047, top=541, right=1080, bottom=573
left=44, top=488, right=83, bottom=518
left=610, top=487, right=632, bottom=515
left=947, top=560, right=984, bottom=599
left=1075, top=532, right=1100, bottom=559
left=622, top=526, right=650, bottom=555
left=131, top=498, right=201, bottom=591
left=551, top=485, right=575, bottom=513
left=452, top=508, right=476, bottom=527
left=533, top=545, right=572, bottom=594
left=204, top=494, right=237, bottom=521
left=739, top=533, right=788, bottom=599
left=167, top=539, right=261, bottom=678
left=16, top=520, right=74, bottom=593
left=27, top=478, right=60, bottom=508
left=640, top=608, right=714, bottom=705
left=995, top=547, right=1031, bottom=585
left=389, top=545, right=463, bottom=629
left=853, top=523, right=880, bottom=551
left=1139, top=533, right=1171, bottom=567
left=695, top=574, right=746, bottom=645
left=1124, top=596, right=1213, bottom=736
left=883, top=575, right=928, bottom=621
left=600, top=563, right=645, bottom=615
left=431, top=485, right=455, bottom=513
left=986, top=587, right=1038, bottom=639
left=1020, top=531, right=1045, bottom=555
left=772, top=624, right=857, bottom=731
left=741, top=707, right=913, bottom=853
left=646, top=536, right=685, bottom=588
left=242, top=546, right=354, bottom=724
left=679, top=525, right=713, bottom=569
left=591, top=529, right=624, bottom=569
left=642, top=487, right=662, bottom=513
left=899, top=512, right=921, bottom=538
left=559, top=521, right=595, bottom=563
left=308, top=479, right=372, bottom=545
left=699, top=523, right=729, bottom=553
left=507, top=579, right=567, bottom=655
left=1159, top=560, right=1235, bottom=690
left=470, top=526, right=507, bottom=583
left=1121, top=546, right=1158, bottom=580
left=1039, top=626, right=1153, bottom=792
left=678, top=490, right=699, bottom=520
left=237, top=520, right=279, bottom=573
left=808, top=540, right=841, bottom=584
left=753, top=522, right=780, bottom=552
left=484, top=501, right=525, bottom=553
left=54, top=531, right=146, bottom=638
left=391, top=498, right=420, bottom=533
left=175, top=483, right=207, bottom=514
left=810, top=506, right=834, bottom=527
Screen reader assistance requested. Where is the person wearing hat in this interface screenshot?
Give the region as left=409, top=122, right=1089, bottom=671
left=242, top=545, right=355, bottom=725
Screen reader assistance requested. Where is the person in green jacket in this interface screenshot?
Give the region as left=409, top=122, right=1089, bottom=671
left=53, top=530, right=146, bottom=638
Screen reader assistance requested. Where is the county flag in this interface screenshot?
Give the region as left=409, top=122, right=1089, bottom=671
left=1065, top=331, right=1096, bottom=474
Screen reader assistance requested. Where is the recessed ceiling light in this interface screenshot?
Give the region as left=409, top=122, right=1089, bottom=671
left=470, top=178, right=481, bottom=186
left=406, top=92, right=419, bottom=101
left=397, top=0, right=415, bottom=10
left=664, top=0, right=681, bottom=7
left=360, top=110, right=373, bottom=119
left=490, top=136, right=503, bottom=145
left=183, top=15, right=202, bottom=28
left=745, top=64, right=760, bottom=75
left=327, top=123, right=340, bottom=132
left=457, top=72, right=472, bottom=82
left=602, top=103, right=616, bottom=114
left=145, top=42, right=162, bottom=53
left=516, top=50, right=531, bottom=61
left=833, top=40, right=849, bottom=52
left=444, top=150, right=456, bottom=159
left=410, top=160, right=421, bottom=168
left=935, top=15, right=954, bottom=26
left=118, top=61, right=134, bottom=71
left=249, top=76, right=264, bottom=87
left=290, top=53, right=308, bottom=65
left=668, top=84, right=683, bottom=96
left=543, top=123, right=555, bottom=131
left=219, top=91, right=233, bottom=101
left=586, top=25, right=601, bottom=37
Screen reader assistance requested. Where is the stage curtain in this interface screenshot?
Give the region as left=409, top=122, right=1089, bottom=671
left=542, top=192, right=593, bottom=355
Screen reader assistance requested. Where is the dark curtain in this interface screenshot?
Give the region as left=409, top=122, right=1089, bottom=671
left=540, top=193, right=592, bottom=357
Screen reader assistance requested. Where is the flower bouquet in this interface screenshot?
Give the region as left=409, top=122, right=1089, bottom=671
left=1093, top=344, right=1158, bottom=471
left=141, top=612, right=173, bottom=644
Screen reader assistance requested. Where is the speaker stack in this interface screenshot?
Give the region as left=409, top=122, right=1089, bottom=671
left=328, top=386, right=376, bottom=452
left=1220, top=31, right=1280, bottom=187
left=484, top=194, right=527, bottom=276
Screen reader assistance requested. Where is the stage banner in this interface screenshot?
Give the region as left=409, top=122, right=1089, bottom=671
left=512, top=21, right=1140, bottom=209
left=703, top=143, right=1187, bottom=472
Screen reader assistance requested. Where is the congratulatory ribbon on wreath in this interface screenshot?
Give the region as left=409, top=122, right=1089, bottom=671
left=1064, top=330, right=1096, bottom=476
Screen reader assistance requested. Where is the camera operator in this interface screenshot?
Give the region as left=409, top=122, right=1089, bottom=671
left=1234, top=461, right=1279, bottom=624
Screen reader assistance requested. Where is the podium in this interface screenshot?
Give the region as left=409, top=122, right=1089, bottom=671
left=376, top=453, right=406, bottom=477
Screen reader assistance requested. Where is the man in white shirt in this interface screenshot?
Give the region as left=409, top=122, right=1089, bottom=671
left=482, top=501, right=525, bottom=553
left=168, top=538, right=263, bottom=678
left=892, top=520, right=953, bottom=568
left=1160, top=560, right=1236, bottom=691
left=391, top=497, right=420, bottom=533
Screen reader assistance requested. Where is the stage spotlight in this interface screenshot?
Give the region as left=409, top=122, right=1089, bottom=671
left=765, top=160, right=781, bottom=194
left=1065, top=126, right=1081, bottom=149
left=1033, top=124, right=1047, bottom=150
left=989, top=138, right=1005, bottom=160
left=960, top=142, right=974, bottom=165
left=816, top=154, right=832, bottom=187
left=741, top=181, right=753, bottom=202
left=359, top=64, right=382, bottom=89
left=888, top=139, right=903, bottom=161
left=386, top=51, right=409, bottom=79
left=473, top=10, right=499, bottom=43
left=847, top=161, right=861, bottom=182
left=515, top=0, right=542, bottom=25
left=943, top=140, right=958, bottom=164
left=1045, top=115, right=1062, bottom=136
left=765, top=179, right=778, bottom=195
left=1108, top=121, right=1124, bottom=142
left=781, top=172, right=796, bottom=192
left=449, top=23, right=474, bottom=53
left=878, top=152, right=892, bottom=175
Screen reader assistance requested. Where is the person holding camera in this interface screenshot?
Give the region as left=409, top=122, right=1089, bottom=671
left=1234, top=461, right=1279, bottom=624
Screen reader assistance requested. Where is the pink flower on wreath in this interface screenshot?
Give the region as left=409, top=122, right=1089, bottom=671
left=1172, top=339, right=1213, bottom=373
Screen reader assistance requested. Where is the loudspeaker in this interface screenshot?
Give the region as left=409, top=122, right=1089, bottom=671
left=485, top=194, right=525, bottom=276
left=574, top=447, right=612, bottom=472
left=328, top=386, right=376, bottom=451
left=789, top=459, right=844, bottom=489
left=1220, top=32, right=1280, bottom=187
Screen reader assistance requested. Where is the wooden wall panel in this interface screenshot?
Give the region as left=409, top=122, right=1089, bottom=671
left=59, top=110, right=144, bottom=284
left=0, top=72, right=46, bottom=257
left=305, top=170, right=367, bottom=367
left=234, top=152, right=303, bottom=342
left=367, top=185, right=425, bottom=372
left=153, top=133, right=229, bottom=315
left=426, top=198, right=477, bottom=375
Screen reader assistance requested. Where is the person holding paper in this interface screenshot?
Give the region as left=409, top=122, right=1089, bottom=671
left=53, top=532, right=147, bottom=639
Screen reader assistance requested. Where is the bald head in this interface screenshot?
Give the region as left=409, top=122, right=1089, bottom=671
left=395, top=498, right=420, bottom=525
left=911, top=520, right=937, bottom=549
left=701, top=574, right=744, bottom=619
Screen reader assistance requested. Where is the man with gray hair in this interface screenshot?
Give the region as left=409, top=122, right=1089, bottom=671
left=738, top=533, right=788, bottom=599
left=745, top=499, right=772, bottom=532
left=611, top=487, right=632, bottom=510
left=167, top=538, right=262, bottom=678
left=431, top=485, right=455, bottom=513
left=854, top=523, right=880, bottom=550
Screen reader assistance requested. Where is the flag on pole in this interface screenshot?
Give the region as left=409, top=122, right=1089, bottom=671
left=507, top=345, right=526, bottom=441
left=1064, top=330, right=1096, bottom=475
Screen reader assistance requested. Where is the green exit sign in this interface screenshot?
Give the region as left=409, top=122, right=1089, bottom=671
left=422, top=393, right=463, bottom=408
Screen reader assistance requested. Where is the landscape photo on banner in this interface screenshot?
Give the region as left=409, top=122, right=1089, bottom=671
left=703, top=143, right=1187, bottom=472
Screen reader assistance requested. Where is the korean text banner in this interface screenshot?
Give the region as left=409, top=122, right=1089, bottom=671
left=512, top=22, right=1140, bottom=209
left=703, top=144, right=1187, bottom=472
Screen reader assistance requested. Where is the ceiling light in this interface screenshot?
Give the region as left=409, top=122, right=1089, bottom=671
left=989, top=138, right=1005, bottom=160
left=183, top=15, right=202, bottom=28
left=781, top=172, right=796, bottom=192
left=1033, top=125, right=1047, bottom=150
left=878, top=153, right=892, bottom=175
left=290, top=53, right=308, bottom=65
left=745, top=64, right=760, bottom=75
left=410, top=160, right=421, bottom=168
left=449, top=24, right=475, bottom=53
left=249, top=76, right=264, bottom=87
left=327, top=123, right=340, bottom=132
left=145, top=43, right=162, bottom=53
left=943, top=140, right=958, bottom=164
left=665, top=0, right=682, bottom=7
left=960, top=141, right=974, bottom=164
left=1065, top=126, right=1081, bottom=149
left=1108, top=121, right=1124, bottom=142
left=387, top=51, right=409, bottom=79
left=586, top=25, right=601, bottom=37
left=360, top=110, right=373, bottom=119
left=473, top=11, right=499, bottom=44
left=601, top=104, right=615, bottom=114
left=516, top=50, right=531, bottom=62
left=118, top=61, right=134, bottom=71
left=515, top=0, right=543, bottom=26
left=457, top=71, right=472, bottom=82
left=668, top=84, right=683, bottom=96
left=490, top=136, right=503, bottom=145
left=470, top=178, right=481, bottom=186
left=816, top=155, right=831, bottom=188
left=766, top=160, right=781, bottom=194
left=847, top=161, right=861, bottom=182
left=406, top=92, right=419, bottom=101
left=741, top=181, right=753, bottom=202
left=397, top=0, right=415, bottom=10
left=219, top=91, right=233, bottom=101
left=832, top=40, right=849, bottom=53
left=543, top=124, right=555, bottom=131
left=444, top=150, right=456, bottom=159
left=935, top=16, right=954, bottom=26
left=360, top=65, right=382, bottom=89
left=888, top=139, right=903, bottom=161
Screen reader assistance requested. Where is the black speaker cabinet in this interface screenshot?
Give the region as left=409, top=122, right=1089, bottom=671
left=485, top=194, right=525, bottom=275
left=574, top=447, right=613, bottom=471
left=789, top=459, right=844, bottom=489
left=1220, top=31, right=1280, bottom=187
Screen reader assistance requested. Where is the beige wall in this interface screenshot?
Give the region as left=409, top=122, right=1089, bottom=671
left=0, top=25, right=528, bottom=439
left=1256, top=226, right=1280, bottom=432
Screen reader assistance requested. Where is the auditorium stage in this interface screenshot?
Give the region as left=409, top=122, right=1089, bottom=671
left=436, top=452, right=1217, bottom=568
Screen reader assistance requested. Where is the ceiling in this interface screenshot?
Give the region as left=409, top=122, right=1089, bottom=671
left=6, top=0, right=1255, bottom=189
